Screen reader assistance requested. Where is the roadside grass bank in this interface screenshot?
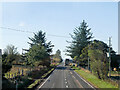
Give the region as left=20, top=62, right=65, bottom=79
left=27, top=68, right=55, bottom=89
left=72, top=66, right=118, bottom=88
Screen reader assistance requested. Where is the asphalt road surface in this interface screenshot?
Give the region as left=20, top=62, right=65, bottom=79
left=38, top=62, right=95, bottom=89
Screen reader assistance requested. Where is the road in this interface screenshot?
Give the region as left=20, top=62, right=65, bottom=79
left=38, top=62, right=95, bottom=89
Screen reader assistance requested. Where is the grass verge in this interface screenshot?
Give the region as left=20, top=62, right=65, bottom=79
left=27, top=68, right=54, bottom=88
left=72, top=66, right=118, bottom=88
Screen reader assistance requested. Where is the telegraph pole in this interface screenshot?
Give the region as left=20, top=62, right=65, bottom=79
left=108, top=37, right=112, bottom=77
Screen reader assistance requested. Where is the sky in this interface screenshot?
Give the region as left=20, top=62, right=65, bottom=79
left=1, top=2, right=118, bottom=59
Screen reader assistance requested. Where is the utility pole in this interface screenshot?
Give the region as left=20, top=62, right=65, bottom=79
left=108, top=37, right=112, bottom=77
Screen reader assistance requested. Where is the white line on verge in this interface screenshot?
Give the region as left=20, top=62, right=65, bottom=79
left=38, top=70, right=54, bottom=88
left=72, top=75, right=75, bottom=79
left=74, top=71, right=96, bottom=89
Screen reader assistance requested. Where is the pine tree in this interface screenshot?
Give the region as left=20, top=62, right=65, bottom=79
left=66, top=20, right=93, bottom=62
left=26, top=30, right=54, bottom=67
left=28, top=30, right=53, bottom=54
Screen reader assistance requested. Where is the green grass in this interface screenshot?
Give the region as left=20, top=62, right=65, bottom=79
left=27, top=79, right=41, bottom=88
left=74, top=69, right=118, bottom=88
left=71, top=66, right=80, bottom=70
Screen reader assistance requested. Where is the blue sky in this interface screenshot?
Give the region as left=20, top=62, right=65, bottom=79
left=1, top=2, right=118, bottom=59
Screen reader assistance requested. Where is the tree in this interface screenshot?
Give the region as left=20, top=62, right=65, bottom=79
left=56, top=49, right=61, bottom=56
left=26, top=30, right=54, bottom=67
left=26, top=43, right=50, bottom=67
left=2, top=44, right=20, bottom=74
left=53, top=49, right=62, bottom=63
left=4, top=44, right=19, bottom=55
left=88, top=40, right=109, bottom=79
left=66, top=20, right=93, bottom=62
left=28, top=31, right=53, bottom=54
left=111, top=55, right=120, bottom=70
left=79, top=46, right=88, bottom=67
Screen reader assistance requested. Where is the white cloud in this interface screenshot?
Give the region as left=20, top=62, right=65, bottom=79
left=19, top=22, right=25, bottom=27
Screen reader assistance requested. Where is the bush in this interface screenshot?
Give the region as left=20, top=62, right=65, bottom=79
left=88, top=40, right=109, bottom=80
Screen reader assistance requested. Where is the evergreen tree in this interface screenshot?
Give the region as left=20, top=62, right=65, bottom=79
left=26, top=30, right=54, bottom=67
left=28, top=30, right=53, bottom=54
left=66, top=20, right=93, bottom=62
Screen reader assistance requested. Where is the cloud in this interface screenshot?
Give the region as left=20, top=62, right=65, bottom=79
left=19, top=22, right=25, bottom=27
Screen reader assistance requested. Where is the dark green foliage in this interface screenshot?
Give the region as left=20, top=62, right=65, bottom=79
left=26, top=44, right=50, bottom=67
left=111, top=55, right=120, bottom=70
left=79, top=46, right=88, bottom=67
left=2, top=77, right=16, bottom=88
left=28, top=31, right=53, bottom=54
left=28, top=31, right=46, bottom=46
left=88, top=40, right=109, bottom=79
left=26, top=30, right=53, bottom=67
left=66, top=20, right=93, bottom=61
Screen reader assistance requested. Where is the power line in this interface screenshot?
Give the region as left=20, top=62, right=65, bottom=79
left=0, top=27, right=71, bottom=38
left=47, top=34, right=70, bottom=38
left=0, top=27, right=33, bottom=33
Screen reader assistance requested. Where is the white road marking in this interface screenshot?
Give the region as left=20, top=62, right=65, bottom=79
left=65, top=78, right=66, bottom=81
left=51, top=83, right=55, bottom=88
left=72, top=75, right=75, bottom=79
left=38, top=70, right=54, bottom=88
left=74, top=71, right=95, bottom=89
left=70, top=72, right=73, bottom=74
left=65, top=82, right=67, bottom=84
left=66, top=85, right=68, bottom=88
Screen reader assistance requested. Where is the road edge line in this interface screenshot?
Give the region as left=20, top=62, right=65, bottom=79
left=74, top=70, right=96, bottom=89
left=38, top=69, right=55, bottom=88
